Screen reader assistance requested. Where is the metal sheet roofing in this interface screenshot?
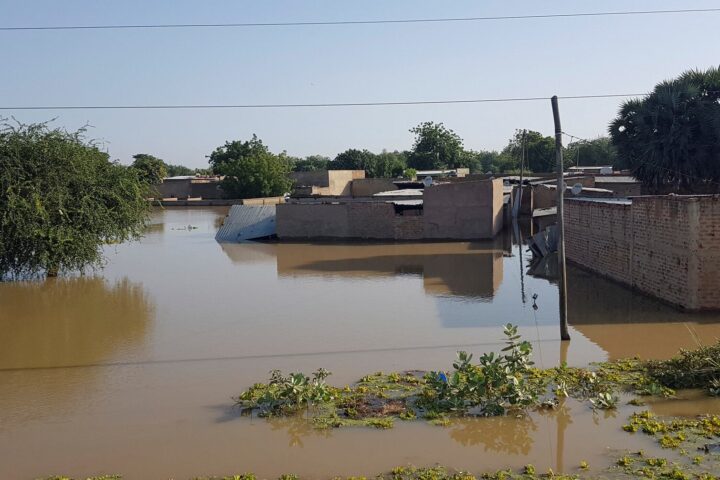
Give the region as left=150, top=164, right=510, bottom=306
left=215, top=205, right=277, bottom=242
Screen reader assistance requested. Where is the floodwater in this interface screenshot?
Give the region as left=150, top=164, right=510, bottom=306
left=1, top=207, right=720, bottom=479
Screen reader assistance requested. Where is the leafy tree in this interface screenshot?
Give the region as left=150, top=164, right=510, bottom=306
left=503, top=130, right=557, bottom=173
left=331, top=149, right=377, bottom=173
left=165, top=163, right=195, bottom=177
left=293, top=155, right=331, bottom=172
left=131, top=153, right=167, bottom=185
left=564, top=137, right=617, bottom=169
left=408, top=122, right=464, bottom=170
left=610, top=66, right=720, bottom=192
left=0, top=121, right=149, bottom=278
left=374, top=150, right=407, bottom=178
left=208, top=135, right=293, bottom=198
left=331, top=149, right=407, bottom=178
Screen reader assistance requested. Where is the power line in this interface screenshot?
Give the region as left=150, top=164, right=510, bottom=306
left=0, top=92, right=646, bottom=111
left=1, top=8, right=719, bottom=31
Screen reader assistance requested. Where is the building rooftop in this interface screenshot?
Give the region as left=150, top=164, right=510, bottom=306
left=566, top=197, right=633, bottom=205
left=594, top=176, right=639, bottom=183
left=374, top=188, right=424, bottom=197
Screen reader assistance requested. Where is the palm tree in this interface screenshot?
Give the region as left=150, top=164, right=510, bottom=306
left=609, top=66, right=720, bottom=193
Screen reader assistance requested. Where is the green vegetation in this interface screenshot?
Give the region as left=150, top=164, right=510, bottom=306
left=292, top=154, right=331, bottom=172
left=331, top=149, right=407, bottom=178
left=644, top=342, right=720, bottom=394
left=0, top=121, right=149, bottom=279
left=131, top=153, right=200, bottom=181
left=407, top=122, right=465, bottom=171
left=131, top=153, right=167, bottom=185
left=610, top=66, right=720, bottom=193
left=208, top=135, right=293, bottom=199
left=233, top=325, right=720, bottom=432
left=39, top=458, right=720, bottom=480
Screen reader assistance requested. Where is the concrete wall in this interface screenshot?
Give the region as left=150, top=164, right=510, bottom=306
left=241, top=196, right=285, bottom=206
left=277, top=202, right=423, bottom=240
left=291, top=170, right=365, bottom=196
left=565, top=196, right=720, bottom=310
left=423, top=179, right=503, bottom=239
left=278, top=178, right=503, bottom=240
left=351, top=178, right=398, bottom=197
left=155, top=178, right=224, bottom=199
left=291, top=171, right=329, bottom=187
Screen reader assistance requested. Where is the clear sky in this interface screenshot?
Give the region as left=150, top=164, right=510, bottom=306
left=1, top=0, right=719, bottom=168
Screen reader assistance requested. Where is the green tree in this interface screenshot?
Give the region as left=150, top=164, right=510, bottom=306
left=408, top=122, right=464, bottom=170
left=0, top=122, right=149, bottom=279
left=503, top=130, right=556, bottom=173
left=293, top=155, right=331, bottom=172
left=610, top=66, right=720, bottom=192
left=374, top=150, right=407, bottom=178
left=131, top=153, right=167, bottom=185
left=208, top=135, right=293, bottom=198
left=331, top=149, right=377, bottom=174
left=564, top=137, right=617, bottom=169
left=331, top=149, right=407, bottom=178
left=165, top=163, right=195, bottom=177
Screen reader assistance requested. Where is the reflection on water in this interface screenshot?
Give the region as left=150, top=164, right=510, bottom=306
left=2, top=207, right=720, bottom=479
left=567, top=267, right=720, bottom=359
left=275, top=243, right=504, bottom=300
left=448, top=415, right=537, bottom=454
left=0, top=277, right=153, bottom=369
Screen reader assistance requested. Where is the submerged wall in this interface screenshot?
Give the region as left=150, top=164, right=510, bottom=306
left=276, top=202, right=424, bottom=240
left=423, top=179, right=503, bottom=239
left=277, top=178, right=503, bottom=240
left=565, top=196, right=720, bottom=311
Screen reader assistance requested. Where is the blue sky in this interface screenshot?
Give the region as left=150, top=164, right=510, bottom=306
left=1, top=1, right=719, bottom=168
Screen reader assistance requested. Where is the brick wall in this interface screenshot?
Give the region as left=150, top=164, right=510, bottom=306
left=424, top=179, right=503, bottom=239
left=565, top=196, right=720, bottom=310
left=277, top=179, right=503, bottom=241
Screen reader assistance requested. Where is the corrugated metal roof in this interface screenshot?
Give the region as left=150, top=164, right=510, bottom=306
left=374, top=189, right=423, bottom=197
left=215, top=205, right=277, bottom=242
left=567, top=197, right=632, bottom=205
left=594, top=176, right=639, bottom=183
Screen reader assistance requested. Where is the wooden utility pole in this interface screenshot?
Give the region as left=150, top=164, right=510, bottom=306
left=551, top=96, right=571, bottom=341
left=512, top=130, right=526, bottom=218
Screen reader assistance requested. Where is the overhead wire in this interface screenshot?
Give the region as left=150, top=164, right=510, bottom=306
left=1, top=7, right=718, bottom=31
left=0, top=93, right=647, bottom=111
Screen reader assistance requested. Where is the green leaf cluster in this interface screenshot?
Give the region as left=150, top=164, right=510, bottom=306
left=420, top=324, right=540, bottom=416
left=208, top=135, right=293, bottom=199
left=610, top=65, right=720, bottom=193
left=0, top=121, right=149, bottom=279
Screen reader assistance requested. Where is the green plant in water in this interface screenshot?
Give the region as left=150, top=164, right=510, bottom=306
left=420, top=324, right=540, bottom=417
left=589, top=392, right=618, bottom=410
left=235, top=368, right=335, bottom=416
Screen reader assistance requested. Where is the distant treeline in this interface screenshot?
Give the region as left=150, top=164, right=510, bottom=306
left=138, top=122, right=619, bottom=183
left=286, top=124, right=619, bottom=178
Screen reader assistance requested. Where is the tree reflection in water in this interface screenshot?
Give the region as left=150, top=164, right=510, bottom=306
left=267, top=415, right=333, bottom=448
left=448, top=415, right=537, bottom=454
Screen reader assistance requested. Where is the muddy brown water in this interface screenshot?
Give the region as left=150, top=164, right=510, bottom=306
left=1, top=207, right=719, bottom=479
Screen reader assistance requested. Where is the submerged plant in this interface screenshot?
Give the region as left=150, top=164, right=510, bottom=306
left=233, top=327, right=720, bottom=433
left=235, top=368, right=336, bottom=416
left=419, top=324, right=541, bottom=417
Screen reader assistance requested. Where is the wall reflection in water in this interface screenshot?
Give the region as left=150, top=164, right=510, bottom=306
left=274, top=242, right=505, bottom=300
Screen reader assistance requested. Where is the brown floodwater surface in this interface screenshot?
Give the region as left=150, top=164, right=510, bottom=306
left=1, top=207, right=720, bottom=479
